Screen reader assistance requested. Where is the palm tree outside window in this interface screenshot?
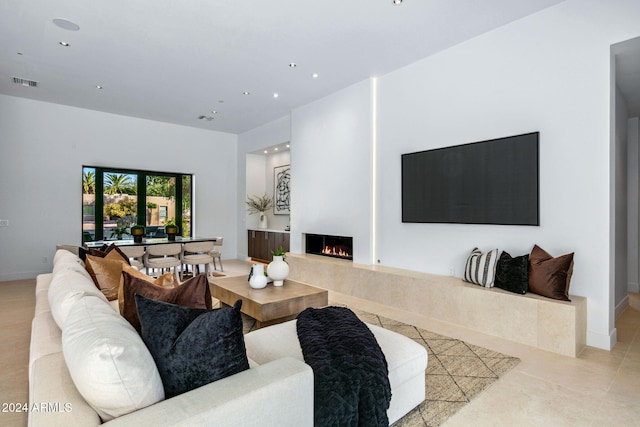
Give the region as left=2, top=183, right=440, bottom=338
left=82, top=166, right=193, bottom=242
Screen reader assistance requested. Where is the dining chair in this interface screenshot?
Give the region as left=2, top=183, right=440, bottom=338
left=180, top=241, right=215, bottom=280
left=143, top=243, right=182, bottom=282
left=210, top=237, right=224, bottom=272
left=119, top=245, right=145, bottom=270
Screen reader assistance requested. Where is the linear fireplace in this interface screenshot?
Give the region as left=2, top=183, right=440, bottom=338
left=305, top=233, right=353, bottom=260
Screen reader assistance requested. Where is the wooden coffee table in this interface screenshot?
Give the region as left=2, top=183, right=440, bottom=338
left=209, top=275, right=329, bottom=328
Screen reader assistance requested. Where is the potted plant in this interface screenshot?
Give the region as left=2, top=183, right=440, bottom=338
left=109, top=216, right=134, bottom=240
left=246, top=194, right=273, bottom=229
left=271, top=246, right=287, bottom=261
left=164, top=218, right=179, bottom=241
left=130, top=224, right=145, bottom=243
left=267, top=246, right=289, bottom=287
left=109, top=223, right=130, bottom=240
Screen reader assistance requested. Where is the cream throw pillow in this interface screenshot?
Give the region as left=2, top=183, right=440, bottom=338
left=53, top=248, right=85, bottom=266
left=62, top=294, right=164, bottom=421
left=48, top=269, right=109, bottom=329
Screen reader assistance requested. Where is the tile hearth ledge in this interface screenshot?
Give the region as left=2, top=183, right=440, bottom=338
left=286, top=253, right=586, bottom=357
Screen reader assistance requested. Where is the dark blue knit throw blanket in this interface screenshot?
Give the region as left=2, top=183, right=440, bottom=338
left=296, top=306, right=391, bottom=427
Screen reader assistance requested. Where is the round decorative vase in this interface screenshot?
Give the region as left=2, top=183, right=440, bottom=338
left=267, top=255, right=289, bottom=287
left=165, top=225, right=178, bottom=241
left=131, top=226, right=145, bottom=243
left=258, top=212, right=268, bottom=229
left=249, top=264, right=268, bottom=289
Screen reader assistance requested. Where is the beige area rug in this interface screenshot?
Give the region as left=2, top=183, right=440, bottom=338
left=241, top=308, right=520, bottom=427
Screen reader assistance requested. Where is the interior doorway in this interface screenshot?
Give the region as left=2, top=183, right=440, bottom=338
left=612, top=36, right=640, bottom=318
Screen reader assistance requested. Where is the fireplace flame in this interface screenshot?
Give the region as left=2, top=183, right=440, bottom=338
left=321, top=245, right=350, bottom=258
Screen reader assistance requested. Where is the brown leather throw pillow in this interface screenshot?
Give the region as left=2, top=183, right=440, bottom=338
left=122, top=271, right=212, bottom=332
left=528, top=244, right=574, bottom=301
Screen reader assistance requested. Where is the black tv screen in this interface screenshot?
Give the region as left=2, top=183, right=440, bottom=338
left=401, top=132, right=539, bottom=226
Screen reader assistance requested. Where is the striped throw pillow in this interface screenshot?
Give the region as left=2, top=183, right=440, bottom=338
left=463, top=247, right=499, bottom=287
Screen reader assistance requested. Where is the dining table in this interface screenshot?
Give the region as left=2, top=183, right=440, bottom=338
left=84, top=236, right=220, bottom=249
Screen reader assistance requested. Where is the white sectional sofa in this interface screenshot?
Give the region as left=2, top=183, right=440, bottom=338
left=29, top=249, right=313, bottom=427
left=29, top=249, right=426, bottom=426
left=244, top=319, right=428, bottom=425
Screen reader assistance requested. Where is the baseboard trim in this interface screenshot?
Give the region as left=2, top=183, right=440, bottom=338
left=0, top=270, right=42, bottom=282
left=616, top=295, right=630, bottom=319
left=587, top=329, right=617, bottom=351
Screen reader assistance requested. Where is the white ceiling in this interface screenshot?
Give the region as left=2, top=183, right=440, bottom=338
left=0, top=0, right=567, bottom=134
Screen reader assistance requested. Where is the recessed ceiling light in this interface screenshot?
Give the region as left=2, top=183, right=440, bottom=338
left=263, top=150, right=268, bottom=154
left=58, top=41, right=69, bottom=47
left=53, top=18, right=80, bottom=31
left=95, top=85, right=103, bottom=89
left=289, top=63, right=297, bottom=68
left=273, top=93, right=279, bottom=98
left=286, top=144, right=290, bottom=148
left=211, top=110, right=218, bottom=114
left=243, top=91, right=250, bottom=95
left=274, top=147, right=279, bottom=151
left=312, top=73, right=319, bottom=78
left=393, top=0, right=403, bottom=4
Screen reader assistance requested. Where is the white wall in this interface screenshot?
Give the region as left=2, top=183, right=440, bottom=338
left=629, top=116, right=640, bottom=293
left=244, top=151, right=291, bottom=232
left=235, top=0, right=640, bottom=349
left=245, top=154, right=268, bottom=230
left=290, top=79, right=373, bottom=264
left=375, top=0, right=640, bottom=350
left=237, top=116, right=291, bottom=258
left=0, top=94, right=238, bottom=281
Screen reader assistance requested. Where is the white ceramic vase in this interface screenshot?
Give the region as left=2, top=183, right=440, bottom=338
left=267, top=255, right=289, bottom=287
left=258, top=212, right=268, bottom=229
left=249, top=264, right=268, bottom=289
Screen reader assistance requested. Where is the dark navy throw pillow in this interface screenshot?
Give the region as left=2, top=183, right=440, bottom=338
left=135, top=295, right=249, bottom=398
left=494, top=251, right=529, bottom=294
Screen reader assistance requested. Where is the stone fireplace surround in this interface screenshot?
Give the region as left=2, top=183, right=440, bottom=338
left=286, top=253, right=587, bottom=357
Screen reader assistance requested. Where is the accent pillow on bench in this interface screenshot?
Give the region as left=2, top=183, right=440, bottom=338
left=494, top=251, right=529, bottom=294
left=528, top=244, right=574, bottom=301
left=463, top=247, right=499, bottom=288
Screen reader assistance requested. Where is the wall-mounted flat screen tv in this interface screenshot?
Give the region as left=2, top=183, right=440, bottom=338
left=401, top=132, right=539, bottom=226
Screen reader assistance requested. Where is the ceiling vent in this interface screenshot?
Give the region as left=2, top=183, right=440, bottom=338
left=12, top=77, right=38, bottom=87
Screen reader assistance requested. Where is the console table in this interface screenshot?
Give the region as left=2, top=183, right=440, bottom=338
left=247, top=229, right=290, bottom=262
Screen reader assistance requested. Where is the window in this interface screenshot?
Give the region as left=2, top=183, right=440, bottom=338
left=159, top=206, right=168, bottom=223
left=82, top=166, right=193, bottom=242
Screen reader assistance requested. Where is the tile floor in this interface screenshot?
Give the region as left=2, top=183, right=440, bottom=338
left=330, top=291, right=640, bottom=427
left=1, top=260, right=639, bottom=426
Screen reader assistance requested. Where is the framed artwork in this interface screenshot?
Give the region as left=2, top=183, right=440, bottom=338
left=274, top=164, right=291, bottom=215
